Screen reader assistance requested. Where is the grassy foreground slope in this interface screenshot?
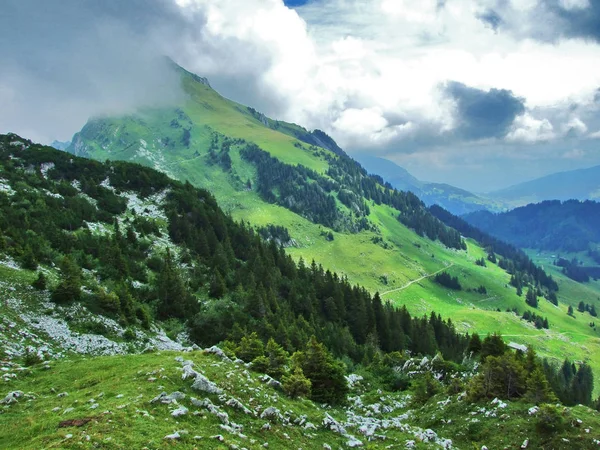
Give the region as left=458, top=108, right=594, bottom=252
left=3, top=349, right=600, bottom=450
left=65, top=65, right=600, bottom=385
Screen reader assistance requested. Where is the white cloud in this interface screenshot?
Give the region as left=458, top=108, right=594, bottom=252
left=506, top=113, right=555, bottom=143
left=563, top=148, right=585, bottom=159
left=3, top=0, right=600, bottom=189
left=562, top=117, right=588, bottom=135
left=558, top=0, right=590, bottom=11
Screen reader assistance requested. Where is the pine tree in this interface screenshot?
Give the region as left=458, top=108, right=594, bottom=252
left=155, top=250, right=196, bottom=319
left=526, top=367, right=556, bottom=404
left=51, top=255, right=82, bottom=303
left=293, top=336, right=348, bottom=405
left=481, top=333, right=506, bottom=360
left=209, top=270, right=227, bottom=299
left=568, top=305, right=574, bottom=316
left=525, top=288, right=538, bottom=308
left=32, top=271, right=47, bottom=290
left=578, top=301, right=586, bottom=312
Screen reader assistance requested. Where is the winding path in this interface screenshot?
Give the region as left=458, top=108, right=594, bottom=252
left=380, top=263, right=455, bottom=296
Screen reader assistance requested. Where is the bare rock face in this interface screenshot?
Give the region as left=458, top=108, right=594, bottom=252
left=191, top=374, right=223, bottom=395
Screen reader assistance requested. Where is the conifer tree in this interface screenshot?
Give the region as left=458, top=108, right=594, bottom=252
left=526, top=367, right=556, bottom=404
left=293, top=336, right=348, bottom=405
left=51, top=255, right=82, bottom=303
left=32, top=271, right=47, bottom=290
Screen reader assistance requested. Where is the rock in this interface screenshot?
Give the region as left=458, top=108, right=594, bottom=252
left=346, top=435, right=363, bottom=447
left=226, top=397, right=252, bottom=415
left=57, top=392, right=69, bottom=398
left=164, top=431, right=181, bottom=440
left=528, top=406, right=539, bottom=415
left=405, top=440, right=416, bottom=449
left=323, top=414, right=347, bottom=435
left=521, top=439, right=529, bottom=449
left=345, top=374, right=364, bottom=388
left=304, top=422, right=317, bottom=431
left=211, top=434, right=225, bottom=441
left=182, top=364, right=200, bottom=380
left=204, top=346, right=231, bottom=362
left=260, top=374, right=282, bottom=390
left=481, top=447, right=488, bottom=450
left=1, top=391, right=23, bottom=405
left=171, top=406, right=189, bottom=417
left=191, top=374, right=223, bottom=395
left=323, top=445, right=332, bottom=450
left=261, top=423, right=271, bottom=431
left=260, top=406, right=282, bottom=422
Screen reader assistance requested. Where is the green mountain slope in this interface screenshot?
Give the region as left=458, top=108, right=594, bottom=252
left=3, top=135, right=600, bottom=448
left=63, top=64, right=600, bottom=385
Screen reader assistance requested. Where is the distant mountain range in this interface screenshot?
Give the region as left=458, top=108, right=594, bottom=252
left=356, top=155, right=600, bottom=214
left=486, top=165, right=600, bottom=208
left=464, top=200, right=600, bottom=253
left=355, top=155, right=503, bottom=215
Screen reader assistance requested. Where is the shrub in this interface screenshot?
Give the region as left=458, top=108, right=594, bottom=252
left=411, top=372, right=441, bottom=406
left=23, top=349, right=42, bottom=367
left=536, top=404, right=567, bottom=434
left=32, top=272, right=47, bottom=290
left=282, top=367, right=312, bottom=399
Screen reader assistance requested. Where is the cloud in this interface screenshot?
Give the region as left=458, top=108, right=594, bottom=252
left=2, top=0, right=600, bottom=191
left=0, top=0, right=189, bottom=143
left=482, top=0, right=600, bottom=44
left=443, top=81, right=525, bottom=139
left=507, top=113, right=556, bottom=143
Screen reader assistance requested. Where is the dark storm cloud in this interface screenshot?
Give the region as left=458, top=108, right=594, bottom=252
left=477, top=9, right=503, bottom=32
left=547, top=0, right=600, bottom=43
left=443, top=81, right=525, bottom=140
left=476, top=0, right=600, bottom=43
left=0, top=0, right=196, bottom=142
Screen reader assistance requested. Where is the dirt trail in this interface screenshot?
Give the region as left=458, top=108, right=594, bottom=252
left=381, top=263, right=455, bottom=296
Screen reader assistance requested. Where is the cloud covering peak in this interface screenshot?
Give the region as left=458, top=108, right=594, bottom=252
left=2, top=0, right=600, bottom=191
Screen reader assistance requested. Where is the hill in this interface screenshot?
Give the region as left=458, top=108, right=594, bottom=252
left=3, top=134, right=600, bottom=447
left=60, top=62, right=600, bottom=391
left=356, top=154, right=502, bottom=215
left=464, top=200, right=600, bottom=253
left=488, top=165, right=600, bottom=208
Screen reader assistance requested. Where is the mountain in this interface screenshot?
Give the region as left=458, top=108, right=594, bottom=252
left=3, top=133, right=600, bottom=449
left=464, top=200, right=600, bottom=253
left=50, top=140, right=71, bottom=151
left=356, top=154, right=502, bottom=215
left=488, top=165, right=600, bottom=207
left=61, top=62, right=600, bottom=390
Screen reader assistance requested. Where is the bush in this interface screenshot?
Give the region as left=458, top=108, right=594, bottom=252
left=411, top=372, right=441, bottom=406
left=123, top=327, right=137, bottom=342
left=32, top=272, right=47, bottom=290
left=23, top=349, right=42, bottom=367
left=536, top=404, right=567, bottom=434
left=282, top=367, right=312, bottom=399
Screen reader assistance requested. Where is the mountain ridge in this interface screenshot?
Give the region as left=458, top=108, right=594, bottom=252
left=355, top=154, right=503, bottom=215
left=487, top=164, right=600, bottom=207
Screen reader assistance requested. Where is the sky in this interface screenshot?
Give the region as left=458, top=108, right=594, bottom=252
left=1, top=0, right=600, bottom=192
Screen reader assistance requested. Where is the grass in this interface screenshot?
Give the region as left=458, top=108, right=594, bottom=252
left=66, top=67, right=600, bottom=396
left=2, top=350, right=600, bottom=449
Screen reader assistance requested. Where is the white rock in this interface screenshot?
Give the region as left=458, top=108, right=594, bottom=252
left=172, top=406, right=189, bottom=417
left=164, top=432, right=180, bottom=440
left=521, top=439, right=529, bottom=449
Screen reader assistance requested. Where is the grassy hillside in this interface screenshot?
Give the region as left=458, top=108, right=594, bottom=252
left=3, top=343, right=600, bottom=449
left=63, top=64, right=600, bottom=390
